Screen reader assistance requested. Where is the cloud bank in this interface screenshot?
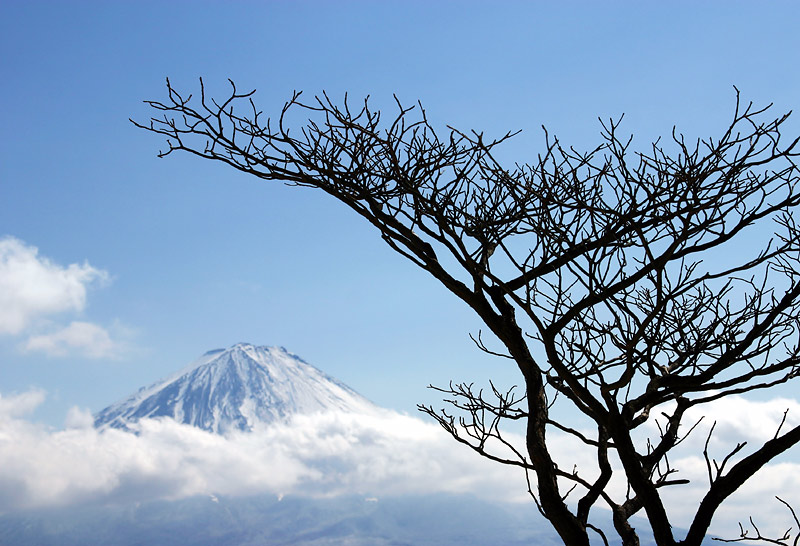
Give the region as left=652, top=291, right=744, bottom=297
left=0, top=236, right=121, bottom=358
left=0, top=390, right=524, bottom=512
left=0, top=390, right=799, bottom=540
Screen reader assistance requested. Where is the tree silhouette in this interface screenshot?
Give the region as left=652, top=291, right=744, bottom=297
left=136, top=80, right=800, bottom=546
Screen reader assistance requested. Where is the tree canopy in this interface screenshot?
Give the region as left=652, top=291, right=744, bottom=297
left=137, top=80, right=800, bottom=546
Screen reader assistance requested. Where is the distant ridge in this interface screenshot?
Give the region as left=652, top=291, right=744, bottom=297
left=94, top=343, right=376, bottom=433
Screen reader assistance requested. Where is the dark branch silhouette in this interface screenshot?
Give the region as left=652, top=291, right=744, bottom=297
left=135, top=79, right=800, bottom=546
left=713, top=497, right=800, bottom=545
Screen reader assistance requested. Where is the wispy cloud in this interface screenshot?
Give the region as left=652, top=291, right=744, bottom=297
left=0, top=237, right=107, bottom=335
left=24, top=321, right=118, bottom=359
left=0, top=389, right=46, bottom=418
left=0, top=236, right=125, bottom=359
left=0, top=390, right=798, bottom=539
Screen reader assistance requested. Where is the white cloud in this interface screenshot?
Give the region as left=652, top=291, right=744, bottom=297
left=0, top=391, right=523, bottom=513
left=24, top=321, right=118, bottom=359
left=639, top=395, right=800, bottom=538
left=0, top=236, right=126, bottom=358
left=0, top=237, right=108, bottom=335
left=64, top=406, right=95, bottom=429
left=0, top=390, right=46, bottom=420
left=0, top=390, right=798, bottom=541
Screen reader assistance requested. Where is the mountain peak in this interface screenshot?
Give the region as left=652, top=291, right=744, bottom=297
left=95, top=344, right=376, bottom=434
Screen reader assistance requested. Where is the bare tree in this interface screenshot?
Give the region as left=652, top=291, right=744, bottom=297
left=135, top=79, right=800, bottom=546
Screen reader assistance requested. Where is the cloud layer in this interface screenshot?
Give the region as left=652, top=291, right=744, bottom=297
left=0, top=390, right=525, bottom=512
left=0, top=236, right=120, bottom=358
left=1, top=390, right=799, bottom=540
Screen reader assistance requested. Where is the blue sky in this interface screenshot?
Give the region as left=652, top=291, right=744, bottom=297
left=4, top=2, right=800, bottom=536
left=2, top=0, right=800, bottom=428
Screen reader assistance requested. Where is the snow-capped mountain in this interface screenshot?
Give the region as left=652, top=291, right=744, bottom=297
left=94, top=343, right=376, bottom=433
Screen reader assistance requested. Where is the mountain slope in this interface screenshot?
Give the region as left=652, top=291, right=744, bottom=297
left=94, top=343, right=376, bottom=433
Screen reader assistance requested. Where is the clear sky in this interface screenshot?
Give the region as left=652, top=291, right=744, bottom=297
left=2, top=0, right=800, bottom=427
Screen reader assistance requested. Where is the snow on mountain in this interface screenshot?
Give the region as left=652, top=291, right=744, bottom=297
left=94, top=343, right=377, bottom=433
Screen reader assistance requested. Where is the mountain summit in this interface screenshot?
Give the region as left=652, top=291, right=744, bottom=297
left=94, top=343, right=376, bottom=433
